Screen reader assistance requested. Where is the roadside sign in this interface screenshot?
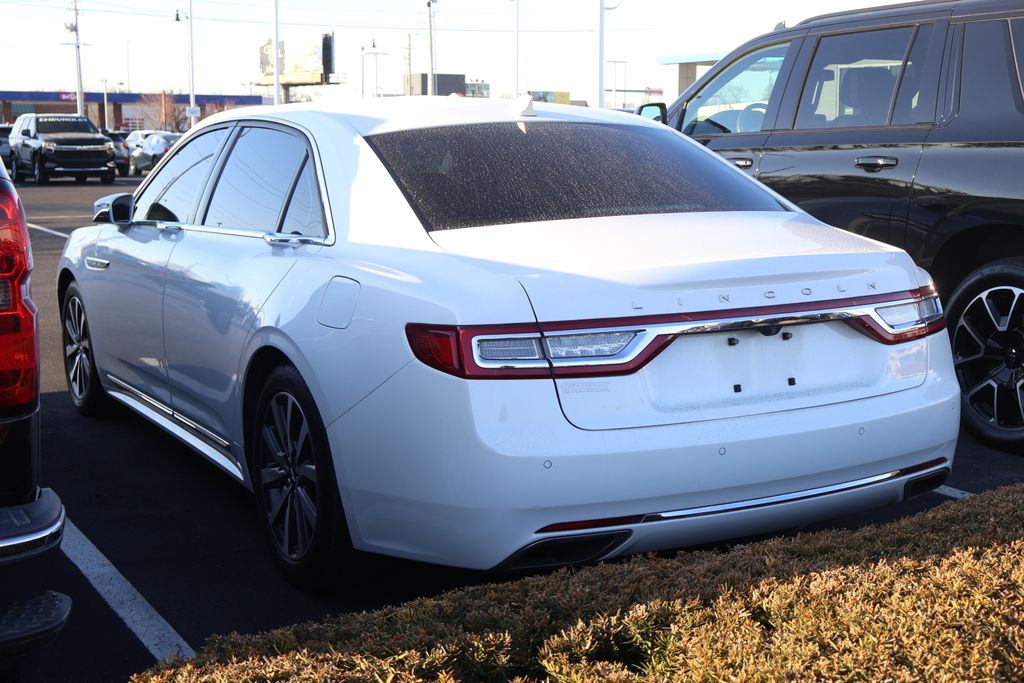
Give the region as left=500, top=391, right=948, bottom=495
left=185, top=106, right=200, bottom=118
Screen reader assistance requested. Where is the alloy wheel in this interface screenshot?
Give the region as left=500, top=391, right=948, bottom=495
left=63, top=296, right=92, bottom=402
left=952, top=285, right=1024, bottom=431
left=258, top=391, right=319, bottom=562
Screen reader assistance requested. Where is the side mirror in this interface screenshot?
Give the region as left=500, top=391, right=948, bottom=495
left=93, top=193, right=135, bottom=227
left=635, top=103, right=667, bottom=124
left=20, top=129, right=31, bottom=137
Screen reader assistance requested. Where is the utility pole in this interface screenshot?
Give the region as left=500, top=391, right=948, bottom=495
left=101, top=78, right=108, bottom=129
left=427, top=0, right=436, bottom=96
left=67, top=0, right=85, bottom=116
left=405, top=34, right=412, bottom=95
left=596, top=0, right=604, bottom=108
left=512, top=0, right=519, bottom=98
left=272, top=0, right=281, bottom=105
left=187, top=0, right=196, bottom=127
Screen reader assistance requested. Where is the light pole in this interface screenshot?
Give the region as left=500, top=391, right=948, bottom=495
left=596, top=0, right=604, bottom=108
left=511, top=0, right=519, bottom=98
left=273, top=0, right=281, bottom=105
left=101, top=78, right=108, bottom=129
left=360, top=39, right=376, bottom=98
left=66, top=0, right=85, bottom=116
left=607, top=60, right=626, bottom=109
left=367, top=46, right=387, bottom=97
left=427, top=0, right=437, bottom=96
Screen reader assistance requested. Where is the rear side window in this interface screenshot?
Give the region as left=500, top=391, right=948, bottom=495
left=1012, top=20, right=1024, bottom=97
left=280, top=159, right=326, bottom=237
left=366, top=121, right=784, bottom=232
left=134, top=128, right=228, bottom=223
left=203, top=127, right=307, bottom=232
left=796, top=27, right=914, bottom=129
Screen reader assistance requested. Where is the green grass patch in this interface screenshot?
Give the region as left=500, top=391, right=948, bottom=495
left=136, top=484, right=1024, bottom=682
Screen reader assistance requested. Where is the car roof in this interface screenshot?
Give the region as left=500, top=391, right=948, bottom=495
left=196, top=96, right=661, bottom=138
left=797, top=0, right=1015, bottom=27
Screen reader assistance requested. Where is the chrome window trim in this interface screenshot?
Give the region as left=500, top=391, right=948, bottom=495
left=471, top=295, right=941, bottom=370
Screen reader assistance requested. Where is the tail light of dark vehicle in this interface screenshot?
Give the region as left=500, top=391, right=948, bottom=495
left=0, top=182, right=37, bottom=416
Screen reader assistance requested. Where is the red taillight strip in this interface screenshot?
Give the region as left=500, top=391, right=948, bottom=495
left=0, top=181, right=38, bottom=414
left=536, top=458, right=949, bottom=534
left=407, top=287, right=943, bottom=379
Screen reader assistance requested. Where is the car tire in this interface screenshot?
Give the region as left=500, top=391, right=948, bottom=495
left=251, top=365, right=355, bottom=588
left=33, top=156, right=48, bottom=184
left=117, top=165, right=128, bottom=178
left=61, top=282, right=111, bottom=416
left=946, top=257, right=1024, bottom=453
left=74, top=176, right=87, bottom=183
left=129, top=158, right=138, bottom=176
left=100, top=171, right=115, bottom=185
left=9, top=155, right=20, bottom=183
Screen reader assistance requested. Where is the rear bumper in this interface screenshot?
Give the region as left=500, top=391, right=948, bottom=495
left=329, top=336, right=960, bottom=570
left=0, top=489, right=69, bottom=660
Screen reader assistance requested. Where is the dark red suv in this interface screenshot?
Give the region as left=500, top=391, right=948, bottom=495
left=0, top=160, right=69, bottom=668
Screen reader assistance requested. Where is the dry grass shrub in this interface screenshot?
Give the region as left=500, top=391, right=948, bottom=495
left=136, top=483, right=1024, bottom=682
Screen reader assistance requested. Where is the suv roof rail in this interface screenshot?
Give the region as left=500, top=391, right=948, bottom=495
left=797, top=0, right=956, bottom=26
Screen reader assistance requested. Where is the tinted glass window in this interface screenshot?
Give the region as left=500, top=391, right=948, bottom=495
left=36, top=116, right=99, bottom=134
left=891, top=24, right=940, bottom=125
left=960, top=20, right=1022, bottom=121
left=366, top=122, right=784, bottom=232
left=280, top=159, right=325, bottom=237
left=796, top=27, right=913, bottom=129
left=203, top=127, right=307, bottom=231
left=134, top=128, right=227, bottom=224
left=682, top=43, right=792, bottom=135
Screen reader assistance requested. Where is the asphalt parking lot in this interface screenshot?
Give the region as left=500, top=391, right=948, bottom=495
left=12, top=176, right=1024, bottom=682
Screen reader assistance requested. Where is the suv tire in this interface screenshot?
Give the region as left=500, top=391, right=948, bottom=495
left=33, top=156, right=47, bottom=184
left=946, top=258, right=1024, bottom=452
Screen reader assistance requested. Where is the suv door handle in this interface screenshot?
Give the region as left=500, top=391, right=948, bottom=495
left=854, top=156, right=899, bottom=172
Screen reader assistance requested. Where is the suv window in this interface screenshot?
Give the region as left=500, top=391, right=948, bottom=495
left=280, top=159, right=326, bottom=237
left=366, top=121, right=784, bottom=232
left=36, top=116, right=99, bottom=134
left=1012, top=20, right=1024, bottom=95
left=134, top=128, right=228, bottom=223
left=202, top=127, right=307, bottom=232
left=795, top=27, right=914, bottom=129
left=681, top=42, right=793, bottom=135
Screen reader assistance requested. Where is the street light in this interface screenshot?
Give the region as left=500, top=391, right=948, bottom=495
left=427, top=0, right=438, bottom=96
left=510, top=0, right=519, bottom=98
left=174, top=4, right=197, bottom=128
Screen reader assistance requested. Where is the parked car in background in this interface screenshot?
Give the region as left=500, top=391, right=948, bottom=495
left=103, top=131, right=130, bottom=177
left=129, top=133, right=180, bottom=175
left=0, top=125, right=11, bottom=170
left=640, top=0, right=1024, bottom=451
left=7, top=114, right=115, bottom=184
left=0, top=156, right=70, bottom=668
left=57, top=99, right=957, bottom=586
left=124, top=129, right=170, bottom=152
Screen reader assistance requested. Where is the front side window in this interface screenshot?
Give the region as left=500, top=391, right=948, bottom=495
left=202, top=127, right=307, bottom=232
left=133, top=128, right=228, bottom=224
left=682, top=42, right=792, bottom=135
left=795, top=27, right=914, bottom=129
left=367, top=121, right=784, bottom=232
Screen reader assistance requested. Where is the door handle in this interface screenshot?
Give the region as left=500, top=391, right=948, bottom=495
left=158, top=223, right=181, bottom=233
left=85, top=257, right=109, bottom=270
left=263, top=233, right=323, bottom=247
left=732, top=157, right=754, bottom=169
left=854, top=156, right=899, bottom=172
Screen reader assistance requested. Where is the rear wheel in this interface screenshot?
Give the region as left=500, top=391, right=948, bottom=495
left=61, top=282, right=110, bottom=416
left=252, top=365, right=353, bottom=588
left=947, top=258, right=1024, bottom=452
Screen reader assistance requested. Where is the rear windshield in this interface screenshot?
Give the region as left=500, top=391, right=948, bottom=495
left=365, top=121, right=784, bottom=231
left=37, top=117, right=99, bottom=134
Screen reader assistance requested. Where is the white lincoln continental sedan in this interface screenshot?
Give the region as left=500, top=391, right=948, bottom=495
left=57, top=98, right=959, bottom=585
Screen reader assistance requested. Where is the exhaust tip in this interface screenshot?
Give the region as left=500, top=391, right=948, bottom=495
left=904, top=468, right=950, bottom=500
left=497, top=531, right=631, bottom=572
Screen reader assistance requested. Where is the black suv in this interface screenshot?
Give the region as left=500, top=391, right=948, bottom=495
left=7, top=114, right=115, bottom=185
left=0, top=163, right=70, bottom=670
left=641, top=0, right=1024, bottom=451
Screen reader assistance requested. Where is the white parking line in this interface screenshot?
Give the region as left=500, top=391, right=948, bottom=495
left=61, top=518, right=196, bottom=662
left=27, top=223, right=71, bottom=240
left=935, top=485, right=974, bottom=499
left=27, top=214, right=92, bottom=221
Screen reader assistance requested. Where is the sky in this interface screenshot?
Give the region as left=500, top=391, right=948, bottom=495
left=2, top=0, right=887, bottom=106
